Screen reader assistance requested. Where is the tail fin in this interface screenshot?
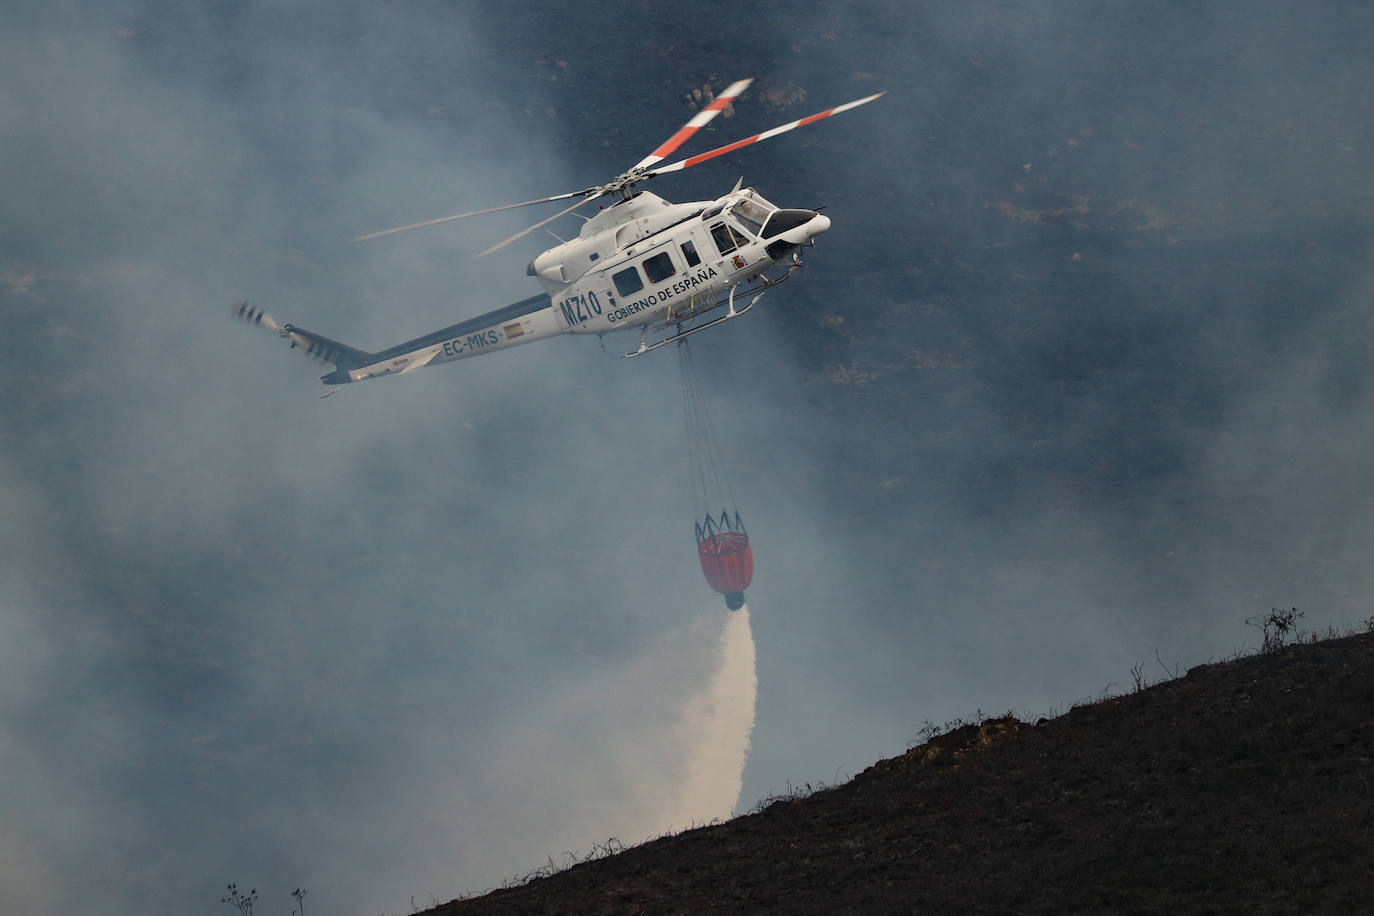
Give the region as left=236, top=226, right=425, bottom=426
left=233, top=301, right=374, bottom=384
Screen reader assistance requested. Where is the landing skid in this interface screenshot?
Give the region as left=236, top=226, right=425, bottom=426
left=624, top=284, right=765, bottom=358
left=622, top=254, right=803, bottom=358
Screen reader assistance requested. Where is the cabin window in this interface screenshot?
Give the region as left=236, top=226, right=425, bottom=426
left=709, top=222, right=749, bottom=256
left=612, top=266, right=644, bottom=296
left=643, top=251, right=676, bottom=284
left=681, top=240, right=701, bottom=267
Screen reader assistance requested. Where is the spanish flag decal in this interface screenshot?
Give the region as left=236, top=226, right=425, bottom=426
left=504, top=322, right=525, bottom=339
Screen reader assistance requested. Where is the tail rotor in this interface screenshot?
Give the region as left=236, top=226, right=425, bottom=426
left=232, top=300, right=286, bottom=337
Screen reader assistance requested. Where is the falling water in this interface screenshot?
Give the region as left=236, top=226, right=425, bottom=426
left=658, top=605, right=758, bottom=830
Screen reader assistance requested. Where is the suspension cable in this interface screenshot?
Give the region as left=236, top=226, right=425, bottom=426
left=678, top=338, right=738, bottom=522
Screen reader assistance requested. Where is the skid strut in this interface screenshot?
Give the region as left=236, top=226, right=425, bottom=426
left=624, top=284, right=764, bottom=358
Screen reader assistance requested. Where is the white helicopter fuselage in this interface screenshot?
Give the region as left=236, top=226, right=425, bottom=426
left=538, top=191, right=731, bottom=333
left=337, top=187, right=829, bottom=380
left=537, top=187, right=827, bottom=330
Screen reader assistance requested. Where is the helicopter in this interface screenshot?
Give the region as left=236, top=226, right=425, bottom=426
left=233, top=78, right=884, bottom=385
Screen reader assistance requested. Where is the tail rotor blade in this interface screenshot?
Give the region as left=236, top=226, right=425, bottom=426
left=646, top=91, right=886, bottom=177
left=631, top=78, right=754, bottom=172
left=232, top=300, right=285, bottom=335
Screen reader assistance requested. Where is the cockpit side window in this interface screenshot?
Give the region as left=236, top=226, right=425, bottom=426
left=709, top=222, right=750, bottom=256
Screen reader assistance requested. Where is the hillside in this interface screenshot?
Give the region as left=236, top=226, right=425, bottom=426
left=428, top=629, right=1374, bottom=914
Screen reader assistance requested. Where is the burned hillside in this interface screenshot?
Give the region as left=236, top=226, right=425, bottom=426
left=432, top=628, right=1374, bottom=914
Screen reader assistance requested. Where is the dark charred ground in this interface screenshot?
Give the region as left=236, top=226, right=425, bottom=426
left=428, top=630, right=1374, bottom=914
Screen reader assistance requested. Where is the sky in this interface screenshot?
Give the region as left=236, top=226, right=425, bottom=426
left=3, top=1, right=1373, bottom=913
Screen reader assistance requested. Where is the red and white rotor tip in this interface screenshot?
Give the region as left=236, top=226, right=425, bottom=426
left=646, top=91, right=887, bottom=176
left=632, top=77, right=755, bottom=171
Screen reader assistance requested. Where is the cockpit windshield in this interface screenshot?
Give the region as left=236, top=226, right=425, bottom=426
left=728, top=197, right=774, bottom=238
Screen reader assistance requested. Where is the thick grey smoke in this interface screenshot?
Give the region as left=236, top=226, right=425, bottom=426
left=3, top=1, right=1372, bottom=913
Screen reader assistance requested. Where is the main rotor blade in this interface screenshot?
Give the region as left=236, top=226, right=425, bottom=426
left=352, top=189, right=594, bottom=242
left=645, top=91, right=886, bottom=177
left=478, top=190, right=605, bottom=257
left=631, top=78, right=754, bottom=172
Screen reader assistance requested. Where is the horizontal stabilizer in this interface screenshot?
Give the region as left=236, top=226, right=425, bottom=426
left=398, top=345, right=444, bottom=374
left=281, top=326, right=372, bottom=371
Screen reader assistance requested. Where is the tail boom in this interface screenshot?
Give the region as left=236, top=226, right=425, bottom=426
left=234, top=293, right=559, bottom=385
